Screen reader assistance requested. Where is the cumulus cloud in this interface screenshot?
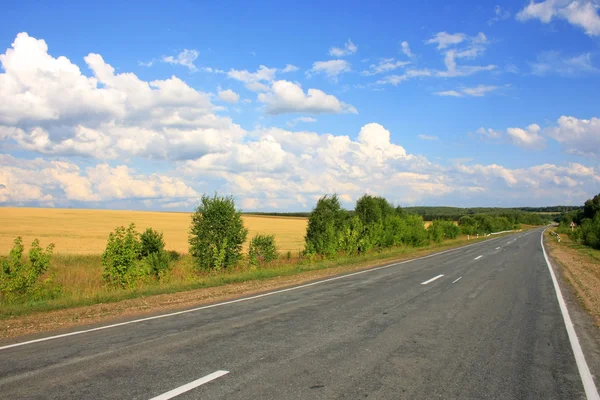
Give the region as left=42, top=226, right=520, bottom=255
left=507, top=123, right=546, bottom=149
left=218, top=89, right=240, bottom=103
left=475, top=127, right=502, bottom=139
left=0, top=32, right=246, bottom=161
left=161, top=49, right=199, bottom=71
left=529, top=51, right=598, bottom=76
left=0, top=154, right=197, bottom=206
left=282, top=64, right=299, bottom=73
left=308, top=59, right=351, bottom=81
left=329, top=39, right=358, bottom=57
left=544, top=115, right=600, bottom=157
left=257, top=80, right=358, bottom=115
left=517, top=0, right=600, bottom=36
left=227, top=65, right=277, bottom=92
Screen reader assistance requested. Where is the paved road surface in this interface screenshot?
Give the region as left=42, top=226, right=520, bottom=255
left=0, top=229, right=593, bottom=399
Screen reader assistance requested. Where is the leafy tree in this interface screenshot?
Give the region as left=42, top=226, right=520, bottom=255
left=0, top=237, right=55, bottom=300
left=144, top=251, right=172, bottom=279
left=248, top=234, right=278, bottom=268
left=140, top=228, right=165, bottom=258
left=189, top=194, right=248, bottom=271
left=102, top=223, right=142, bottom=288
left=338, top=215, right=365, bottom=255
left=304, top=195, right=347, bottom=257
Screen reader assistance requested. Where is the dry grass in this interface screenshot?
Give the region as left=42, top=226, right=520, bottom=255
left=0, top=207, right=307, bottom=255
left=546, top=231, right=600, bottom=326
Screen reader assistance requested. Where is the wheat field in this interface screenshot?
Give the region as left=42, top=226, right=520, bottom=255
left=0, top=208, right=308, bottom=255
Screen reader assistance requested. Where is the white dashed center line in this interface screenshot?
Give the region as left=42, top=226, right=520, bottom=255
left=474, top=255, right=483, bottom=260
left=421, top=275, right=444, bottom=285
left=149, top=370, right=229, bottom=400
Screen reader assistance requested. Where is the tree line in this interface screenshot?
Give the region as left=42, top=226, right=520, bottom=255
left=557, top=193, right=600, bottom=249
left=1, top=193, right=544, bottom=301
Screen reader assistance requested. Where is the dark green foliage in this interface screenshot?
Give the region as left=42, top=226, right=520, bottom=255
left=102, top=223, right=142, bottom=288
left=304, top=195, right=348, bottom=257
left=144, top=251, right=172, bottom=279
left=248, top=234, right=278, bottom=268
left=189, top=194, right=248, bottom=271
left=404, top=206, right=550, bottom=225
left=140, top=228, right=165, bottom=258
left=556, top=193, right=600, bottom=250
left=583, top=194, right=600, bottom=221
left=0, top=237, right=55, bottom=301
left=167, top=250, right=180, bottom=262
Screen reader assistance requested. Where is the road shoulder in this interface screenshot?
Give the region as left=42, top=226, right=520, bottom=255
left=544, top=232, right=600, bottom=390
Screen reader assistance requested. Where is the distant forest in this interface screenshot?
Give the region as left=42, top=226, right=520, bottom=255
left=245, top=205, right=583, bottom=221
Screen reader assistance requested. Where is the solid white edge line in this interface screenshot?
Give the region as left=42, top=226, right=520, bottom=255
left=149, top=370, right=229, bottom=400
left=0, top=234, right=508, bottom=351
left=474, top=255, right=483, bottom=260
left=421, top=274, right=444, bottom=285
left=452, top=277, right=462, bottom=283
left=541, top=229, right=600, bottom=400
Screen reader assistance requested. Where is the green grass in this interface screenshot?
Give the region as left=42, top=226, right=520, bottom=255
left=0, top=235, right=489, bottom=319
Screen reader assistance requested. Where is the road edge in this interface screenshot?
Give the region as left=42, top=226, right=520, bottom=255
left=542, top=228, right=600, bottom=400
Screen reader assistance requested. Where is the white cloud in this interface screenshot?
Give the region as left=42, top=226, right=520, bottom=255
left=329, top=39, right=358, bottom=57
left=282, top=64, right=299, bottom=73
left=488, top=5, right=511, bottom=25
left=308, top=59, right=351, bottom=81
left=218, top=89, right=240, bottom=104
left=257, top=80, right=358, bottom=115
left=286, top=116, right=317, bottom=127
left=517, top=0, right=600, bottom=36
left=507, top=123, right=546, bottom=149
left=380, top=32, right=495, bottom=85
left=425, top=32, right=467, bottom=49
left=227, top=65, right=277, bottom=92
left=418, top=134, right=439, bottom=140
left=400, top=41, right=415, bottom=59
left=530, top=51, right=598, bottom=76
left=475, top=127, right=501, bottom=139
left=362, top=58, right=411, bottom=75
left=0, top=154, right=197, bottom=205
left=0, top=32, right=246, bottom=161
left=138, top=60, right=153, bottom=67
left=161, top=49, right=199, bottom=71
left=545, top=115, right=600, bottom=157
left=434, top=85, right=500, bottom=97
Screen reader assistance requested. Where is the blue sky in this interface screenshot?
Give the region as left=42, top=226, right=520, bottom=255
left=0, top=0, right=599, bottom=211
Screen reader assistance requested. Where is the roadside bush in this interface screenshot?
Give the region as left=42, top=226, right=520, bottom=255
left=304, top=195, right=347, bottom=257
left=144, top=251, right=172, bottom=279
left=189, top=194, right=248, bottom=271
left=397, top=214, right=429, bottom=247
left=140, top=228, right=165, bottom=258
left=338, top=215, right=365, bottom=255
left=439, top=220, right=460, bottom=239
left=0, top=237, right=55, bottom=301
left=167, top=250, right=180, bottom=262
left=428, top=221, right=444, bottom=243
left=248, top=234, right=278, bottom=268
left=102, top=223, right=143, bottom=288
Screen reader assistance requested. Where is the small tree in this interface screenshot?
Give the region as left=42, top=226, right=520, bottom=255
left=140, top=228, right=165, bottom=258
left=304, top=194, right=347, bottom=257
left=102, top=223, right=142, bottom=288
left=0, top=237, right=54, bottom=300
left=248, top=234, right=278, bottom=268
left=189, top=194, right=248, bottom=271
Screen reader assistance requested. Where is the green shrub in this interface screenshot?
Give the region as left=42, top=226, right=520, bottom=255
left=248, top=234, right=278, bottom=268
left=102, top=223, right=143, bottom=288
left=144, top=251, right=172, bottom=279
left=140, top=228, right=165, bottom=258
left=189, top=194, right=248, bottom=271
left=0, top=237, right=55, bottom=301
left=428, top=221, right=444, bottom=243
left=338, top=215, right=365, bottom=255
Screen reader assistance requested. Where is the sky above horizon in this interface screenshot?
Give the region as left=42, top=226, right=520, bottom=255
left=0, top=0, right=599, bottom=212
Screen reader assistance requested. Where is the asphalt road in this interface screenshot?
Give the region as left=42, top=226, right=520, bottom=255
left=0, top=229, right=593, bottom=399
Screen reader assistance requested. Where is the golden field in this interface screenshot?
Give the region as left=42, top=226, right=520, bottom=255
left=0, top=207, right=308, bottom=255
